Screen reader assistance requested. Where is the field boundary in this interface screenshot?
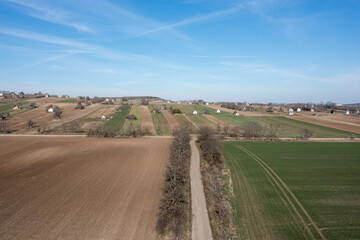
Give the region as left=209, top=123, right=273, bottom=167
left=183, top=114, right=200, bottom=130
left=238, top=145, right=326, bottom=240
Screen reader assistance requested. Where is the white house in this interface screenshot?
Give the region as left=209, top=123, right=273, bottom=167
left=288, top=109, right=294, bottom=116
left=13, top=105, right=20, bottom=110
left=216, top=109, right=221, bottom=113
left=0, top=93, right=3, bottom=97
left=192, top=110, right=198, bottom=115
left=354, top=109, right=360, bottom=114
left=101, top=115, right=106, bottom=120
left=345, top=110, right=350, bottom=116
left=205, top=102, right=209, bottom=105
left=47, top=107, right=54, bottom=113
left=310, top=108, right=315, bottom=112
left=233, top=111, right=239, bottom=116
left=45, top=93, right=49, bottom=98
left=297, top=108, right=301, bottom=112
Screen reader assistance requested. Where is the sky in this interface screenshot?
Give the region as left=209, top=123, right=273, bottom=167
left=0, top=0, right=359, bottom=103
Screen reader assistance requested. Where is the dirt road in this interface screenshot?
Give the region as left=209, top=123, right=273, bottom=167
left=190, top=136, right=213, bottom=240
left=0, top=136, right=171, bottom=240
left=140, top=106, right=156, bottom=134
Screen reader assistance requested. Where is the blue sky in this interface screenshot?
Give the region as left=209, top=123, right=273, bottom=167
left=0, top=0, right=359, bottom=103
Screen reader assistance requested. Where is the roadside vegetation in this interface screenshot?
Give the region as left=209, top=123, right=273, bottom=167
left=157, top=127, right=191, bottom=239
left=224, top=141, right=360, bottom=239
left=197, top=127, right=237, bottom=239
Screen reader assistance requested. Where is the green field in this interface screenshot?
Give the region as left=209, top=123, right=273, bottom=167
left=224, top=141, right=360, bottom=239
left=0, top=101, right=30, bottom=115
left=173, top=114, right=198, bottom=133
left=148, top=104, right=172, bottom=135
left=102, top=105, right=131, bottom=134
left=57, top=99, right=77, bottom=103
left=121, top=105, right=141, bottom=133
left=184, top=105, right=358, bottom=138
left=174, top=104, right=218, bottom=130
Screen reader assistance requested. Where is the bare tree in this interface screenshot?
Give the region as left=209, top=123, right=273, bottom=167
left=223, top=124, right=229, bottom=136
left=299, top=129, right=314, bottom=139
left=242, top=121, right=264, bottom=138
left=27, top=120, right=35, bottom=128
left=53, top=106, right=63, bottom=119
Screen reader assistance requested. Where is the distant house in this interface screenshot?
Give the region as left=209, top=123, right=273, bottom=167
left=13, top=105, right=20, bottom=110
left=192, top=110, right=198, bottom=115
left=354, top=109, right=360, bottom=114
left=288, top=109, right=294, bottom=116
left=216, top=109, right=221, bottom=113
left=205, top=102, right=209, bottom=105
left=0, top=93, right=3, bottom=97
left=297, top=108, right=301, bottom=112
left=233, top=111, right=239, bottom=116
left=239, top=107, right=246, bottom=111
left=47, top=107, right=54, bottom=113
left=44, top=93, right=49, bottom=98
left=101, top=115, right=106, bottom=120
left=345, top=110, right=350, bottom=116
left=310, top=108, right=315, bottom=112
left=328, top=109, right=335, bottom=114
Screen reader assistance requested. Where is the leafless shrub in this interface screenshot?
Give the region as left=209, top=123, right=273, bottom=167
left=27, top=120, right=35, bottom=128
left=265, top=124, right=279, bottom=140
left=299, top=128, right=314, bottom=139
left=241, top=121, right=264, bottom=138
left=229, top=126, right=242, bottom=137
left=126, top=114, right=137, bottom=120
left=156, top=127, right=190, bottom=238
left=0, top=121, right=11, bottom=133
left=223, top=124, right=229, bottom=136
left=53, top=106, right=62, bottom=119
left=0, top=112, right=9, bottom=120
left=142, top=125, right=152, bottom=136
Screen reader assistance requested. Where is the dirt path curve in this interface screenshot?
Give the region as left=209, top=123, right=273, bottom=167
left=184, top=114, right=200, bottom=131
left=190, top=136, right=213, bottom=240
left=140, top=106, right=156, bottom=135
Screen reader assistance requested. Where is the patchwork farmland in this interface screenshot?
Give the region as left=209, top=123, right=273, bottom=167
left=224, top=141, right=360, bottom=239
left=0, top=136, right=171, bottom=240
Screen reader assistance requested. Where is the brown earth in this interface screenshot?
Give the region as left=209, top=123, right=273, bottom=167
left=7, top=103, right=101, bottom=134
left=140, top=106, right=155, bottom=134
left=161, top=110, right=179, bottom=130
left=203, top=114, right=235, bottom=129
left=289, top=115, right=360, bottom=134
left=0, top=136, right=171, bottom=240
left=26, top=97, right=66, bottom=103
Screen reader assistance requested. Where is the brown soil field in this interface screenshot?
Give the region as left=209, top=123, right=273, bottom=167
left=290, top=115, right=360, bottom=134
left=26, top=97, right=66, bottom=103
left=161, top=110, right=179, bottom=130
left=0, top=136, right=171, bottom=240
left=140, top=106, right=155, bottom=134
left=203, top=114, right=235, bottom=129
left=208, top=105, right=271, bottom=116
left=7, top=103, right=101, bottom=134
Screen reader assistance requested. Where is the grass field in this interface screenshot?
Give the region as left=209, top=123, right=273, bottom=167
left=148, top=105, right=171, bottom=135
left=56, top=99, right=78, bottom=103
left=173, top=114, right=198, bottom=133
left=0, top=101, right=30, bottom=114
left=122, top=105, right=141, bottom=133
left=185, top=104, right=358, bottom=138
left=224, top=141, right=360, bottom=239
left=175, top=104, right=218, bottom=130
left=102, top=105, right=131, bottom=134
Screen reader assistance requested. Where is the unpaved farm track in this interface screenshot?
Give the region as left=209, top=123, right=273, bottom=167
left=0, top=136, right=171, bottom=240
left=190, top=136, right=213, bottom=240
left=140, top=106, right=155, bottom=134
left=161, top=110, right=179, bottom=130
left=238, top=146, right=326, bottom=240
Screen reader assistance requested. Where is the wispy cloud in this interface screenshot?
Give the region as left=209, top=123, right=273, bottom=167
left=134, top=4, right=243, bottom=37
left=4, top=0, right=93, bottom=33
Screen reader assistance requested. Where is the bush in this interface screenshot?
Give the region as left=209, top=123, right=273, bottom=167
left=241, top=121, right=263, bottom=138
left=126, top=114, right=137, bottom=120
left=299, top=129, right=313, bottom=139
left=204, top=109, right=210, bottom=114
left=172, top=108, right=182, bottom=114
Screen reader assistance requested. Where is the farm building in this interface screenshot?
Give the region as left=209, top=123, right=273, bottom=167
left=233, top=111, right=240, bottom=116
left=205, top=102, right=209, bottom=105
left=216, top=109, right=221, bottom=113
left=47, top=107, right=54, bottom=113
left=345, top=110, right=350, bottom=115
left=354, top=109, right=360, bottom=114
left=45, top=93, right=49, bottom=98
left=101, top=115, right=106, bottom=120
left=239, top=107, right=246, bottom=111
left=297, top=108, right=301, bottom=112
left=192, top=110, right=198, bottom=115
left=310, top=108, right=315, bottom=112
left=288, top=109, right=294, bottom=116
left=12, top=105, right=20, bottom=110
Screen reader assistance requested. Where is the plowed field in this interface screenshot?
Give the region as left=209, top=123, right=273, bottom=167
left=0, top=136, right=171, bottom=240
